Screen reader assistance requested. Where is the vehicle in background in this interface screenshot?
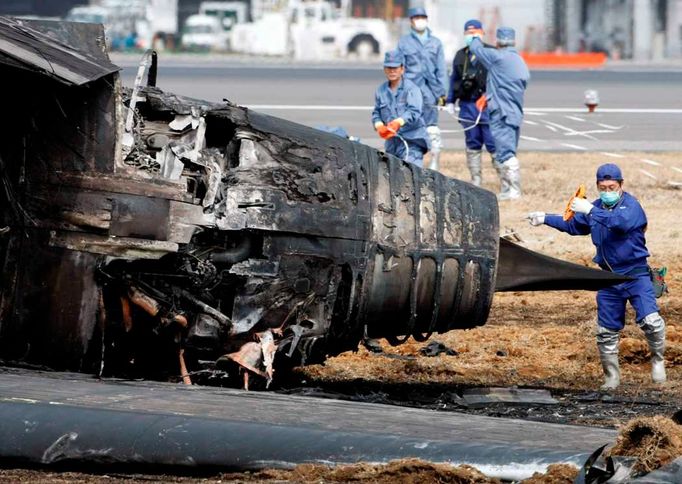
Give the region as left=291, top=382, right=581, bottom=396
left=181, top=14, right=228, bottom=51
left=231, top=0, right=390, bottom=60
left=181, top=1, right=247, bottom=51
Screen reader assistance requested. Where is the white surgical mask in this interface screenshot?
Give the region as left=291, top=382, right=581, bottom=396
left=412, top=18, right=428, bottom=32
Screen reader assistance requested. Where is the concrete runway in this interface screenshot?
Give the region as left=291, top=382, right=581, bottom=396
left=117, top=57, right=682, bottom=152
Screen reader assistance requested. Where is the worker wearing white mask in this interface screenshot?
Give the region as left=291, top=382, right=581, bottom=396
left=397, top=6, right=448, bottom=171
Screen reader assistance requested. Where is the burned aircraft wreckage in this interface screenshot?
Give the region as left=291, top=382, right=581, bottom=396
left=0, top=18, right=626, bottom=388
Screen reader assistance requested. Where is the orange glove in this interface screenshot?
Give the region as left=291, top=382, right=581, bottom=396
left=387, top=118, right=405, bottom=133
left=375, top=122, right=392, bottom=139
left=475, top=94, right=487, bottom=111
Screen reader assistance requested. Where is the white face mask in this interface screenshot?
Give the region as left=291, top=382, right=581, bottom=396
left=412, top=18, right=428, bottom=32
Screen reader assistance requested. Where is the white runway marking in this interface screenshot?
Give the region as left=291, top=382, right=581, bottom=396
left=523, top=120, right=539, bottom=126
left=600, top=152, right=625, bottom=158
left=639, top=169, right=658, bottom=179
left=520, top=135, right=542, bottom=142
left=561, top=143, right=588, bottom=151
left=245, top=105, right=682, bottom=114
left=565, top=116, right=586, bottom=122
left=640, top=158, right=661, bottom=166
left=543, top=120, right=599, bottom=140
left=543, top=124, right=558, bottom=132
left=597, top=123, right=624, bottom=130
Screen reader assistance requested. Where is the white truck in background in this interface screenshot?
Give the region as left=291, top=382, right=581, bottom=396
left=181, top=1, right=248, bottom=51
left=231, top=0, right=390, bottom=60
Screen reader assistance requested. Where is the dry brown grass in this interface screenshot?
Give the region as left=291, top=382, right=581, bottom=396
left=608, top=416, right=682, bottom=473
left=301, top=151, right=682, bottom=395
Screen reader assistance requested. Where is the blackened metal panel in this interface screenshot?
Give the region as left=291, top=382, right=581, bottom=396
left=110, top=196, right=170, bottom=240
left=0, top=17, right=119, bottom=85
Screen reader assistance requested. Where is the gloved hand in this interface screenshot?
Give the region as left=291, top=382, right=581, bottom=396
left=374, top=122, right=391, bottom=139
left=387, top=118, right=405, bottom=133
left=437, top=96, right=447, bottom=106
left=469, top=28, right=484, bottom=39
left=570, top=197, right=594, bottom=214
left=444, top=103, right=455, bottom=115
left=527, top=211, right=545, bottom=226
left=475, top=94, right=487, bottom=112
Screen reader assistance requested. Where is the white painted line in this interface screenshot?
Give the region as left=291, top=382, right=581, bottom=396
left=565, top=129, right=616, bottom=136
left=246, top=104, right=371, bottom=111
left=672, top=166, right=682, bottom=174
left=597, top=123, right=624, bottom=130
left=565, top=115, right=586, bottom=122
left=523, top=120, right=539, bottom=126
left=543, top=124, right=558, bottom=132
left=543, top=120, right=599, bottom=140
left=520, top=135, right=542, bottom=142
left=640, top=158, right=661, bottom=166
left=244, top=105, right=682, bottom=114
left=561, top=143, right=588, bottom=151
left=639, top=169, right=658, bottom=180
left=599, top=152, right=625, bottom=158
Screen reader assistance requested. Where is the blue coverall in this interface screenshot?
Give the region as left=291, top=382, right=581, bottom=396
left=371, top=78, right=430, bottom=167
left=397, top=30, right=448, bottom=127
left=468, top=38, right=529, bottom=162
left=446, top=47, right=495, bottom=153
left=544, top=192, right=659, bottom=331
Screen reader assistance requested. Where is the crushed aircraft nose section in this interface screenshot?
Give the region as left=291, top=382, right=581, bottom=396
left=0, top=18, right=625, bottom=387
left=0, top=17, right=498, bottom=386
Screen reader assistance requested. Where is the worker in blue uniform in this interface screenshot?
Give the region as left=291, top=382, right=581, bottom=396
left=372, top=50, right=430, bottom=167
left=397, top=6, right=448, bottom=171
left=445, top=19, right=496, bottom=186
left=527, top=164, right=667, bottom=390
left=468, top=27, right=529, bottom=200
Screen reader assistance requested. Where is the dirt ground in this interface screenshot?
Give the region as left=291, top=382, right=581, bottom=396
left=2, top=151, right=680, bottom=483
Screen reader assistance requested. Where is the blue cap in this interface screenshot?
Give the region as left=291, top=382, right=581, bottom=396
left=407, top=6, right=427, bottom=18
left=464, top=19, right=482, bottom=31
left=496, top=26, right=515, bottom=45
left=596, top=163, right=623, bottom=182
left=383, top=50, right=404, bottom=67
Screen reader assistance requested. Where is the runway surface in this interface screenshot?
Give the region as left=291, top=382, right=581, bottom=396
left=0, top=369, right=615, bottom=480
left=116, top=57, right=682, bottom=152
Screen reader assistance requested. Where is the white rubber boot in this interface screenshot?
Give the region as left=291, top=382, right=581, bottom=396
left=466, top=149, right=482, bottom=186
left=427, top=126, right=441, bottom=171
left=597, top=326, right=621, bottom=390
left=498, top=156, right=521, bottom=200
left=639, top=313, right=666, bottom=384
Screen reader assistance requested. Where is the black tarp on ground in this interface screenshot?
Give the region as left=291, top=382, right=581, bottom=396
left=0, top=369, right=616, bottom=481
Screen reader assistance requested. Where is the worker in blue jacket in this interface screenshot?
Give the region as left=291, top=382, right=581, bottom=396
left=397, top=6, right=448, bottom=170
left=445, top=19, right=496, bottom=186
left=527, top=164, right=666, bottom=390
left=468, top=27, right=529, bottom=200
left=372, top=50, right=430, bottom=167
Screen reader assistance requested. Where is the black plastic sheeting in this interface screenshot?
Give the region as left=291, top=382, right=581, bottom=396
left=575, top=444, right=682, bottom=483
left=496, top=238, right=631, bottom=292
left=0, top=370, right=616, bottom=481
left=0, top=16, right=119, bottom=85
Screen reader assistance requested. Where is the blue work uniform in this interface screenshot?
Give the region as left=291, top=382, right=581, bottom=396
left=446, top=46, right=495, bottom=153
left=397, top=29, right=448, bottom=127
left=371, top=78, right=430, bottom=167
left=544, top=192, right=658, bottom=331
left=468, top=38, right=529, bottom=162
